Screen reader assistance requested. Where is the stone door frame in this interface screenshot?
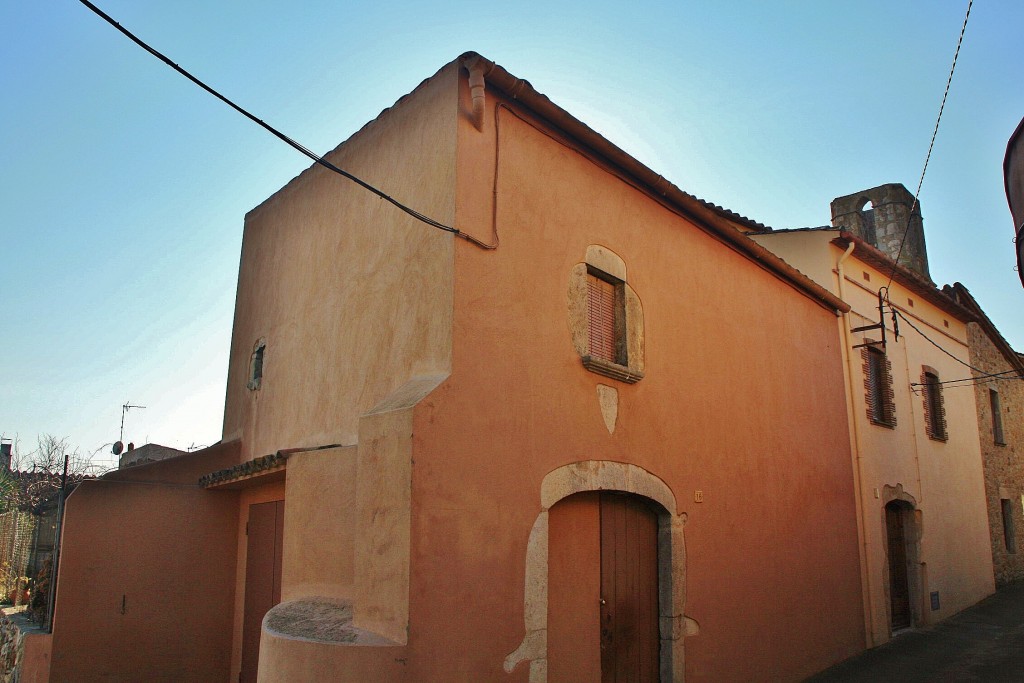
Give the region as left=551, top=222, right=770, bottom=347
left=504, top=460, right=686, bottom=682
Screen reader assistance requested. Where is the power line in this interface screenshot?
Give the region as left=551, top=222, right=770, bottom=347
left=911, top=369, right=1023, bottom=388
left=77, top=0, right=478, bottom=244
left=885, top=0, right=972, bottom=291
left=893, top=308, right=988, bottom=375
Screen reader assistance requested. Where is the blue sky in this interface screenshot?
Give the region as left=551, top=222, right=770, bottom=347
left=3, top=1, right=1022, bottom=468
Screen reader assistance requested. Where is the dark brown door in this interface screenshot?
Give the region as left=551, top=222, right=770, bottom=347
left=240, top=500, right=284, bottom=683
left=885, top=503, right=912, bottom=630
left=600, top=493, right=660, bottom=683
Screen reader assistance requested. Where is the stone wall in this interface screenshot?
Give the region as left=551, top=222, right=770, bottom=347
left=0, top=608, right=46, bottom=683
left=966, top=322, right=1024, bottom=585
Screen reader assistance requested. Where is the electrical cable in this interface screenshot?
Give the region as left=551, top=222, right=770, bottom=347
left=884, top=0, right=972, bottom=292
left=892, top=308, right=989, bottom=375
left=911, top=369, right=1023, bottom=388
left=77, top=0, right=485, bottom=244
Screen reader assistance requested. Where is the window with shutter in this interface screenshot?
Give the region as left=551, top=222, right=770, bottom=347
left=863, top=346, right=895, bottom=427
left=921, top=369, right=947, bottom=441
left=569, top=246, right=644, bottom=384
left=586, top=272, right=622, bottom=365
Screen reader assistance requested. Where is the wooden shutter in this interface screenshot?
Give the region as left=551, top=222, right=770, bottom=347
left=922, top=370, right=947, bottom=441
left=588, top=274, right=618, bottom=363
left=863, top=347, right=895, bottom=426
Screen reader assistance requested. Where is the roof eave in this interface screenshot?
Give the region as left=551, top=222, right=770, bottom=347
left=460, top=53, right=847, bottom=315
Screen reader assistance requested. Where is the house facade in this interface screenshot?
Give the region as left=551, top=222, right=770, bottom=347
left=236, top=54, right=867, bottom=683
left=946, top=283, right=1024, bottom=586
left=39, top=54, right=876, bottom=682
left=751, top=195, right=996, bottom=647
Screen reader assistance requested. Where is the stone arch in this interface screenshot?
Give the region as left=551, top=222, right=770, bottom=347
left=857, top=197, right=878, bottom=244
left=504, top=461, right=687, bottom=682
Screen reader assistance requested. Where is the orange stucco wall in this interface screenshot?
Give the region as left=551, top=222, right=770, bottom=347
left=50, top=479, right=239, bottom=682
left=221, top=62, right=457, bottom=466
left=19, top=632, right=51, bottom=683
left=382, top=80, right=864, bottom=682
left=235, top=60, right=865, bottom=682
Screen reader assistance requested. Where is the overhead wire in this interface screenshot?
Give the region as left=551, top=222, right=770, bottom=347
left=884, top=0, right=972, bottom=293
left=77, top=0, right=489, bottom=245
left=911, top=368, right=1023, bottom=389
left=892, top=308, right=990, bottom=376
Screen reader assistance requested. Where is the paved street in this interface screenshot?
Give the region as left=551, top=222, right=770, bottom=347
left=807, top=581, right=1024, bottom=682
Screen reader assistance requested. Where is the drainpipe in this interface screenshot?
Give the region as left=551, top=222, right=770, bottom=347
left=44, top=452, right=69, bottom=632
left=836, top=241, right=878, bottom=647
left=463, top=55, right=489, bottom=131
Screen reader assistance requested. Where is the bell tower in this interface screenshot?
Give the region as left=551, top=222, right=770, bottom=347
left=830, top=183, right=931, bottom=281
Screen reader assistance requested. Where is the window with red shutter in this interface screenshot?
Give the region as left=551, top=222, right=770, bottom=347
left=587, top=273, right=618, bottom=363
left=586, top=270, right=626, bottom=367
left=863, top=346, right=895, bottom=428
left=570, top=247, right=644, bottom=384
left=922, top=369, right=947, bottom=441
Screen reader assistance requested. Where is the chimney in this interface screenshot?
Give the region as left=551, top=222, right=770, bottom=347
left=830, top=183, right=932, bottom=281
left=1, top=442, right=12, bottom=471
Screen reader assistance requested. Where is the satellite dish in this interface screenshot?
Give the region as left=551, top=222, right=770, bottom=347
left=112, top=441, right=124, bottom=456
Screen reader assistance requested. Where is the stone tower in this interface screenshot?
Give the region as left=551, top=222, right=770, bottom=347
left=830, top=183, right=931, bottom=281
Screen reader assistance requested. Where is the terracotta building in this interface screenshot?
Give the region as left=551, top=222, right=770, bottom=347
left=751, top=189, right=996, bottom=648
left=945, top=283, right=1024, bottom=586
left=36, top=54, right=872, bottom=682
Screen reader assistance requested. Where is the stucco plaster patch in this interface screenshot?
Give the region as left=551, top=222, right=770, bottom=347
left=597, top=385, right=618, bottom=434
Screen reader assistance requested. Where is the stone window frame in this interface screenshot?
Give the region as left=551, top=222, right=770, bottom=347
left=920, top=366, right=947, bottom=442
left=569, top=245, right=645, bottom=384
left=862, top=344, right=896, bottom=428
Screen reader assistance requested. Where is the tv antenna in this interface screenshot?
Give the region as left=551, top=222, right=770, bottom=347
left=112, top=402, right=146, bottom=456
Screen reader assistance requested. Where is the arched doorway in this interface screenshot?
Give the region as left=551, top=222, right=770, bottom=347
left=548, top=491, right=661, bottom=682
left=504, top=461, right=686, bottom=683
left=885, top=500, right=913, bottom=631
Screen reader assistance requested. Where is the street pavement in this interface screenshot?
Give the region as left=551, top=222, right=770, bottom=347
left=807, top=581, right=1024, bottom=682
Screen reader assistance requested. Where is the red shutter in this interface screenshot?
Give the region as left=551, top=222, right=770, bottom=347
left=588, top=275, right=617, bottom=363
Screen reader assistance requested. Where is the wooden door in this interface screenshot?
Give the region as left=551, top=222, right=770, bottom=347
left=240, top=500, right=284, bottom=683
left=549, top=493, right=602, bottom=682
left=600, top=493, right=660, bottom=683
left=885, top=503, right=911, bottom=631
